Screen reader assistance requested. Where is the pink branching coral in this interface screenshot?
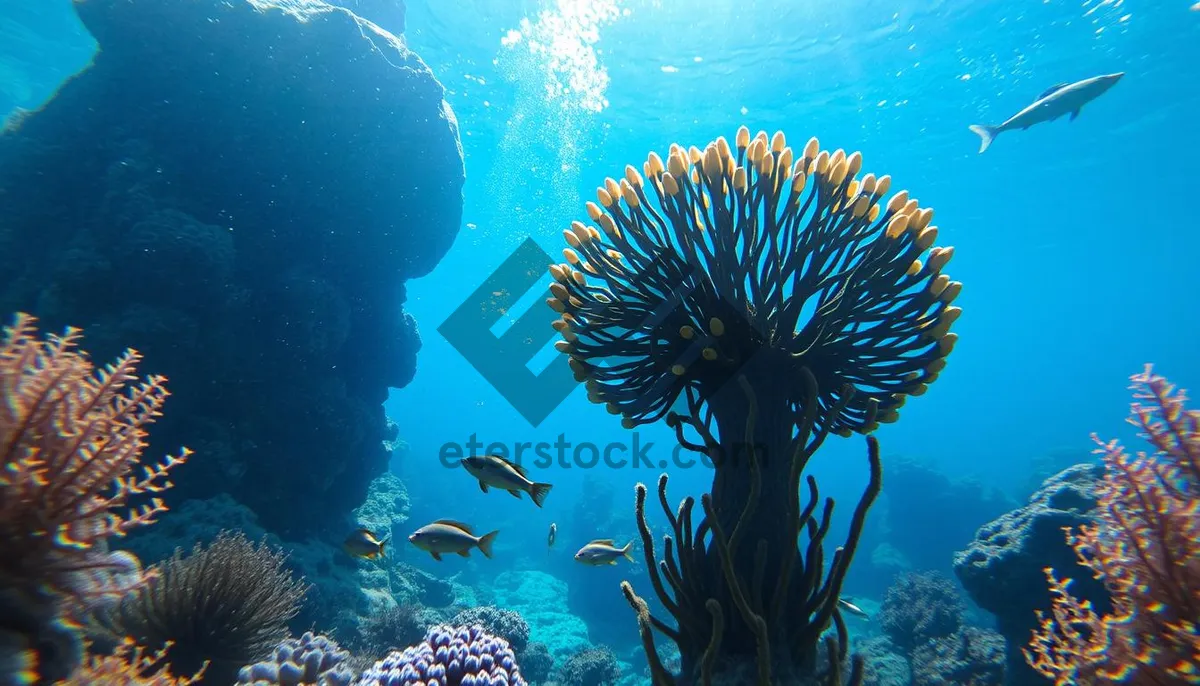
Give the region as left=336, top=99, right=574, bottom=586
left=0, top=312, right=190, bottom=681
left=1025, top=365, right=1200, bottom=684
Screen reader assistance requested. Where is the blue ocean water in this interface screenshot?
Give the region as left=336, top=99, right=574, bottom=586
left=389, top=0, right=1200, bottom=554
left=3, top=0, right=1199, bottom=683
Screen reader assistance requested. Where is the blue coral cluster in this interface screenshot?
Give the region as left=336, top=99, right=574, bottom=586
left=357, top=624, right=527, bottom=686
left=236, top=632, right=355, bottom=686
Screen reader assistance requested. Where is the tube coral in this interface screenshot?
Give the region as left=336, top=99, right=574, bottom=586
left=547, top=127, right=961, bottom=683
left=1025, top=366, right=1200, bottom=684
left=0, top=312, right=189, bottom=682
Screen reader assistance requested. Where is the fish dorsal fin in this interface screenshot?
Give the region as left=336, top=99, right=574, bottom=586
left=354, top=528, right=380, bottom=541
left=493, top=454, right=528, bottom=477
left=1037, top=82, right=1069, bottom=100
left=588, top=538, right=616, bottom=546
left=434, top=519, right=475, bottom=534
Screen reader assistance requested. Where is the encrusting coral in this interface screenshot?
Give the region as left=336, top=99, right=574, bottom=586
left=546, top=127, right=962, bottom=684
left=0, top=312, right=189, bottom=684
left=1025, top=366, right=1200, bottom=684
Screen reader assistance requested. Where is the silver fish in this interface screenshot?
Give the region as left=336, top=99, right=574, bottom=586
left=574, top=538, right=634, bottom=566
left=461, top=454, right=553, bottom=507
left=969, top=73, right=1123, bottom=153
left=407, top=519, right=498, bottom=562
left=837, top=598, right=870, bottom=620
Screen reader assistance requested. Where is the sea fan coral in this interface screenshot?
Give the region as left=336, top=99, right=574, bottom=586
left=1025, top=366, right=1200, bottom=683
left=0, top=312, right=188, bottom=682
left=356, top=624, right=526, bottom=686
left=547, top=127, right=961, bottom=683
left=62, top=639, right=205, bottom=685
left=94, top=530, right=309, bottom=684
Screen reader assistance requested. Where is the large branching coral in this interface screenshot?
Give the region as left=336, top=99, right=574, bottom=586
left=0, top=312, right=189, bottom=683
left=1025, top=366, right=1200, bottom=684
left=547, top=127, right=961, bottom=683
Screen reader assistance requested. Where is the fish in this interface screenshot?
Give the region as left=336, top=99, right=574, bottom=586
left=407, top=519, right=498, bottom=562
left=574, top=538, right=635, bottom=566
left=968, top=72, right=1124, bottom=153
left=461, top=454, right=553, bottom=508
left=343, top=528, right=389, bottom=560
left=548, top=522, right=557, bottom=550
left=1193, top=2, right=1200, bottom=10
left=837, top=598, right=870, bottom=620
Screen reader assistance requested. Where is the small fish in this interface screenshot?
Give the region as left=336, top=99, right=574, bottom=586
left=407, top=519, right=498, bottom=562
left=548, top=522, right=557, bottom=549
left=837, top=598, right=870, bottom=620
left=461, top=454, right=554, bottom=507
left=343, top=528, right=389, bottom=560
left=969, top=72, right=1124, bottom=153
left=574, top=538, right=635, bottom=566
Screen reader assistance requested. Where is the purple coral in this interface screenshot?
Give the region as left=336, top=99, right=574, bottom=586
left=356, top=624, right=527, bottom=686
left=236, top=631, right=354, bottom=685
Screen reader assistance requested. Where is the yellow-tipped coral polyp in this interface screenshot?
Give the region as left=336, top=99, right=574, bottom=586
left=543, top=127, right=962, bottom=682
left=1026, top=366, right=1200, bottom=684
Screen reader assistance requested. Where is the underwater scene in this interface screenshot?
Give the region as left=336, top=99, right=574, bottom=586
left=2, top=0, right=1199, bottom=684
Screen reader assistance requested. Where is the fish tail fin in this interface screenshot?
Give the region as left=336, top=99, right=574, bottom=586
left=478, top=530, right=499, bottom=559
left=622, top=541, right=635, bottom=562
left=530, top=482, right=553, bottom=508
left=969, top=124, right=999, bottom=154
left=379, top=540, right=387, bottom=557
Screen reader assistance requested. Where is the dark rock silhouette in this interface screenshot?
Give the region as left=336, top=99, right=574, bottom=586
left=954, top=463, right=1110, bottom=685
left=0, top=0, right=464, bottom=536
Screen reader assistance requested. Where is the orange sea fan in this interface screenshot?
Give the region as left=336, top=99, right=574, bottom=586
left=58, top=639, right=205, bottom=685
left=1025, top=365, right=1200, bottom=684
left=0, top=312, right=190, bottom=605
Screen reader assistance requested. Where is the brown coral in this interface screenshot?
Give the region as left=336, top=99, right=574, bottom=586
left=59, top=639, right=205, bottom=685
left=1025, top=365, right=1200, bottom=684
left=0, top=312, right=189, bottom=682
left=0, top=312, right=188, bottom=600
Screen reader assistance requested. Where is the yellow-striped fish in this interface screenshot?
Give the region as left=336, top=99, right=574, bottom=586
left=343, top=528, right=389, bottom=560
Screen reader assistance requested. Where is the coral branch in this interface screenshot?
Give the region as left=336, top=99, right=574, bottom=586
left=1025, top=365, right=1200, bottom=684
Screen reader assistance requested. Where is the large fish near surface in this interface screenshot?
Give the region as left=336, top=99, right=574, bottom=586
left=461, top=454, right=553, bottom=507
left=407, top=519, right=498, bottom=562
left=969, top=72, right=1124, bottom=153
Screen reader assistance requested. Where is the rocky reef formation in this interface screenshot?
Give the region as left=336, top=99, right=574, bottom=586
left=0, top=0, right=464, bottom=536
left=953, top=463, right=1109, bottom=685
left=876, top=572, right=1004, bottom=686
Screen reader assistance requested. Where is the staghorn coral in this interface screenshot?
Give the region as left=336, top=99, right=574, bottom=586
left=60, top=639, right=205, bottom=685
left=356, top=624, right=527, bottom=686
left=234, top=632, right=354, bottom=686
left=0, top=312, right=188, bottom=683
left=1025, top=366, right=1200, bottom=684
left=546, top=127, right=961, bottom=684
left=92, top=530, right=309, bottom=685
